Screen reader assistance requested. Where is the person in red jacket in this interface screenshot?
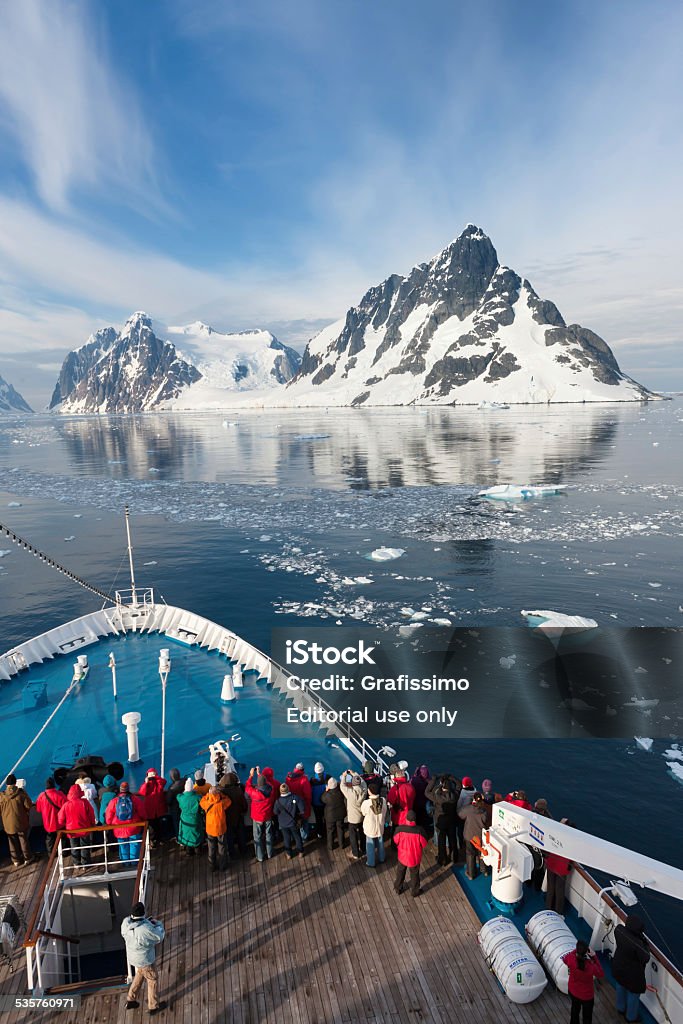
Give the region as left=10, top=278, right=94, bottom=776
left=393, top=810, right=428, bottom=897
left=505, top=789, right=533, bottom=810
left=105, top=782, right=146, bottom=862
left=545, top=819, right=575, bottom=915
left=387, top=772, right=415, bottom=828
left=562, top=939, right=604, bottom=1024
left=57, top=784, right=96, bottom=866
left=138, top=770, right=167, bottom=848
left=35, top=778, right=67, bottom=855
left=246, top=769, right=274, bottom=861
left=285, top=763, right=312, bottom=839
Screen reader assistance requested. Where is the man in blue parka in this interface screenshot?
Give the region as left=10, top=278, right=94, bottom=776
left=122, top=902, right=166, bottom=1014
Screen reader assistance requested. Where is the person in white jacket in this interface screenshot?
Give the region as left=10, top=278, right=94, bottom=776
left=361, top=781, right=388, bottom=867
left=340, top=771, right=367, bottom=860
left=122, top=902, right=166, bottom=1014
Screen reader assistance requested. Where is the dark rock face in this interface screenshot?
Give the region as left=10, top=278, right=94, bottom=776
left=269, top=339, right=301, bottom=384
left=0, top=375, right=32, bottom=413
left=288, top=225, right=656, bottom=404
left=49, top=327, right=118, bottom=409
left=52, top=313, right=201, bottom=413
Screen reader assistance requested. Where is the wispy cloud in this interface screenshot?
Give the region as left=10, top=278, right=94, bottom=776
left=0, top=1, right=158, bottom=213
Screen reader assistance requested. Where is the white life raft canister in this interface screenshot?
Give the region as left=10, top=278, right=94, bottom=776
left=478, top=916, right=548, bottom=1004
left=526, top=910, right=576, bottom=994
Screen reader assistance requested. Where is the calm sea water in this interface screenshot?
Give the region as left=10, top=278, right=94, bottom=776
left=0, top=401, right=681, bottom=960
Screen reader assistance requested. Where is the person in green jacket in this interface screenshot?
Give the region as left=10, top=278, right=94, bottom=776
left=177, top=778, right=203, bottom=855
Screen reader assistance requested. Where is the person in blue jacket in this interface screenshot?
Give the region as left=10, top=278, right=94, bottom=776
left=272, top=784, right=305, bottom=859
left=309, top=761, right=330, bottom=841
left=122, top=902, right=166, bottom=1014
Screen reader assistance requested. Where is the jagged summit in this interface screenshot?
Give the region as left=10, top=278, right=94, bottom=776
left=283, top=225, right=656, bottom=407
left=50, top=314, right=301, bottom=413
left=0, top=374, right=32, bottom=413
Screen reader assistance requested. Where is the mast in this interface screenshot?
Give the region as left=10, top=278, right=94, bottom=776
left=124, top=505, right=138, bottom=606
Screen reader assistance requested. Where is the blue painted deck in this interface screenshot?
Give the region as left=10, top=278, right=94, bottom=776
left=0, top=633, right=352, bottom=792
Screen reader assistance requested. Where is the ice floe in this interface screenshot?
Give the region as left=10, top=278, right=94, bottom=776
left=367, top=547, right=405, bottom=561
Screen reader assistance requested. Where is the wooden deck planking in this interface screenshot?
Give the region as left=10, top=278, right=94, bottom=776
left=0, top=840, right=624, bottom=1024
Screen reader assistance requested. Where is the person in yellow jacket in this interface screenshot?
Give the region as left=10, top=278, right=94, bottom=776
left=199, top=786, right=232, bottom=871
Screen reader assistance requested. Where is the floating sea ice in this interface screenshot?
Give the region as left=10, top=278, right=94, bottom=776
left=634, top=737, right=654, bottom=751
left=64, top=536, right=75, bottom=542
left=430, top=618, right=453, bottom=626
left=0, top=550, right=11, bottom=558
left=259, top=535, right=272, bottom=542
left=499, top=655, right=517, bottom=670
left=7, top=501, right=22, bottom=507
left=401, top=607, right=416, bottom=616
left=634, top=666, right=648, bottom=674
left=648, top=582, right=662, bottom=588
left=149, top=468, right=160, bottom=473
left=399, top=623, right=424, bottom=636
left=73, top=514, right=82, bottom=518
left=367, top=546, right=405, bottom=562
left=410, top=612, right=429, bottom=621
left=663, top=747, right=683, bottom=761
left=143, top=560, right=158, bottom=566
left=666, top=762, right=683, bottom=783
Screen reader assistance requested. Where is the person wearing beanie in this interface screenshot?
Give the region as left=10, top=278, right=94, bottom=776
left=387, top=771, right=415, bottom=831
left=166, top=768, right=186, bottom=839
left=176, top=778, right=203, bottom=855
left=245, top=767, right=274, bottom=862
left=340, top=770, right=367, bottom=860
left=321, top=777, right=346, bottom=852
left=57, top=784, right=96, bottom=868
left=454, top=775, right=476, bottom=863
left=425, top=773, right=461, bottom=866
left=35, top=777, right=67, bottom=856
left=193, top=769, right=211, bottom=798
left=309, top=761, right=331, bottom=841
left=361, top=781, right=388, bottom=867
left=200, top=786, right=232, bottom=871
left=122, top=901, right=166, bottom=1014
left=104, top=782, right=146, bottom=863
left=459, top=793, right=489, bottom=880
left=393, top=810, right=428, bottom=896
left=138, top=769, right=168, bottom=848
left=273, top=783, right=305, bottom=858
left=285, top=763, right=312, bottom=841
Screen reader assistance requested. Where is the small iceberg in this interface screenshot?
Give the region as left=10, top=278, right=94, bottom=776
left=479, top=400, right=510, bottom=410
left=521, top=610, right=598, bottom=636
left=479, top=484, right=567, bottom=501
left=367, top=546, right=405, bottom=562
left=634, top=737, right=654, bottom=752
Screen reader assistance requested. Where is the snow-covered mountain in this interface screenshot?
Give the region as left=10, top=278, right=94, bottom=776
left=167, top=322, right=300, bottom=409
left=50, top=314, right=301, bottom=413
left=282, top=225, right=657, bottom=406
left=0, top=374, right=32, bottom=413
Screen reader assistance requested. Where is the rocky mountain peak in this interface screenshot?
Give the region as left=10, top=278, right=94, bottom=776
left=284, top=226, right=657, bottom=407
left=0, top=374, right=32, bottom=413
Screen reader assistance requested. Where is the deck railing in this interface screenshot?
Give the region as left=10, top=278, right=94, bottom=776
left=23, top=823, right=150, bottom=995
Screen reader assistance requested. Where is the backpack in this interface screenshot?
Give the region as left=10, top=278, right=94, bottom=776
left=116, top=794, right=133, bottom=821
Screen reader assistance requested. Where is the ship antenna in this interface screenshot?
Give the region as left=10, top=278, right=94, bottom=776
left=125, top=505, right=138, bottom=607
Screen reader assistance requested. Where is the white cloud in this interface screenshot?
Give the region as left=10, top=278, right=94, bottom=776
left=0, top=1, right=158, bottom=213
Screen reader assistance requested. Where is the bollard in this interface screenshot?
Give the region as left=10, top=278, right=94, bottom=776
left=122, top=711, right=142, bottom=763
left=232, top=663, right=243, bottom=689
left=221, top=673, right=236, bottom=703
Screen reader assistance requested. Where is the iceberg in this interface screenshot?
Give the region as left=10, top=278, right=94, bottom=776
left=521, top=610, right=598, bottom=636
left=478, top=484, right=567, bottom=500
left=367, top=546, right=405, bottom=562
left=634, top=737, right=654, bottom=752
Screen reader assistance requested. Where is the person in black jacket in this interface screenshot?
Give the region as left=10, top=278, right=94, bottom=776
left=612, top=915, right=650, bottom=1022
left=320, top=777, right=346, bottom=852
left=425, top=773, right=460, bottom=866
left=218, top=772, right=248, bottom=857
left=272, top=784, right=305, bottom=859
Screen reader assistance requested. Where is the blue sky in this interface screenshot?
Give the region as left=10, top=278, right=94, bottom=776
left=0, top=0, right=681, bottom=406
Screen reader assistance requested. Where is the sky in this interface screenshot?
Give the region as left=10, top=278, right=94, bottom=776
left=0, top=0, right=681, bottom=409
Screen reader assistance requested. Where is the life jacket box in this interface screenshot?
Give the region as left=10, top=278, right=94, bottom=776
left=478, top=916, right=547, bottom=1004
left=21, top=680, right=47, bottom=711
left=526, top=910, right=576, bottom=994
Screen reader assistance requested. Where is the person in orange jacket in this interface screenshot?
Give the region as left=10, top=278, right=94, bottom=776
left=200, top=786, right=232, bottom=871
